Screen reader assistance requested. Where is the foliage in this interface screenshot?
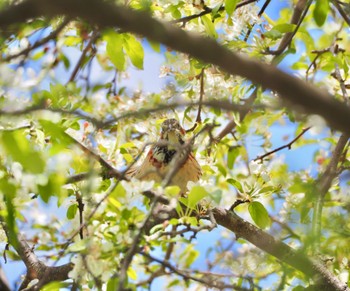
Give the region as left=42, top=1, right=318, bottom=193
left=0, top=0, right=349, bottom=290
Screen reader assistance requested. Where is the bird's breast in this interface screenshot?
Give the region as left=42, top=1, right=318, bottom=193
left=151, top=146, right=176, bottom=166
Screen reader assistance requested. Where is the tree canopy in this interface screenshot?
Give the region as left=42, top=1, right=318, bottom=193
left=0, top=0, right=349, bottom=290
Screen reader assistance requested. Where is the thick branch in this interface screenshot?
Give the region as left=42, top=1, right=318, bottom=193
left=0, top=219, right=73, bottom=290
left=136, top=192, right=349, bottom=291
left=212, top=207, right=348, bottom=291
left=269, top=0, right=310, bottom=55
left=331, top=0, right=350, bottom=27
left=0, top=265, right=10, bottom=291
left=312, top=133, right=349, bottom=248
left=0, top=0, right=349, bottom=134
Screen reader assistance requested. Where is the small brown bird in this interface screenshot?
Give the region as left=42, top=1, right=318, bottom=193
left=126, top=119, right=202, bottom=192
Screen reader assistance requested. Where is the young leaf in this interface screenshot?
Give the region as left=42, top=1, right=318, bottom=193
left=123, top=34, right=144, bottom=69
left=187, top=186, right=208, bottom=209
left=227, top=178, right=243, bottom=193
left=225, top=0, right=239, bottom=16
left=67, top=204, right=78, bottom=220
left=107, top=277, right=119, bottom=291
left=248, top=201, right=271, bottom=229
left=105, top=31, right=126, bottom=71
left=227, top=147, right=239, bottom=169
left=1, top=131, right=45, bottom=174
left=313, top=0, right=329, bottom=26
left=201, top=15, right=218, bottom=38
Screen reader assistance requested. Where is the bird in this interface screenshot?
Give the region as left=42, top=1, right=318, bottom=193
left=126, top=118, right=202, bottom=193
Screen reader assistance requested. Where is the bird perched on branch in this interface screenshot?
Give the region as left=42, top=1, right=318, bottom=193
left=126, top=119, right=202, bottom=193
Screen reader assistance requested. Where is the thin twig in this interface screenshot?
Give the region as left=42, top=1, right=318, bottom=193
left=215, top=88, right=257, bottom=142
left=258, top=0, right=271, bottom=17
left=117, top=196, right=161, bottom=291
left=67, top=30, right=100, bottom=84
left=76, top=192, right=84, bottom=240
left=254, top=127, right=311, bottom=162
left=267, top=0, right=311, bottom=56
left=2, top=18, right=71, bottom=62
left=332, top=0, right=350, bottom=27
left=139, top=252, right=250, bottom=291
left=244, top=0, right=271, bottom=42
left=170, top=0, right=258, bottom=25
left=186, top=68, right=205, bottom=133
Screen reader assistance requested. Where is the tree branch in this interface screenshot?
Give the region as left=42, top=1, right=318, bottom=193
left=253, top=126, right=311, bottom=162
left=0, top=0, right=349, bottom=134
left=312, top=133, right=349, bottom=250
left=139, top=251, right=250, bottom=291
left=170, top=0, right=258, bottom=25
left=0, top=217, right=73, bottom=290
left=1, top=17, right=71, bottom=62
left=331, top=0, right=350, bottom=27
left=268, top=0, right=310, bottom=56
left=67, top=30, right=100, bottom=84
left=116, top=188, right=349, bottom=290
left=212, top=207, right=348, bottom=291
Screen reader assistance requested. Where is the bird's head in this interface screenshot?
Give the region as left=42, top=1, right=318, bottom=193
left=160, top=118, right=185, bottom=145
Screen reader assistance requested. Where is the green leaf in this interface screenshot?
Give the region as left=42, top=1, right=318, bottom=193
left=258, top=186, right=275, bottom=194
left=165, top=185, right=181, bottom=196
left=123, top=34, right=144, bottom=69
left=38, top=173, right=65, bottom=203
left=210, top=189, right=222, bottom=204
left=127, top=267, right=138, bottom=280
left=264, top=29, right=282, bottom=40
left=227, top=178, right=243, bottom=193
left=225, top=0, right=239, bottom=16
left=1, top=131, right=45, bottom=174
left=313, top=0, right=329, bottom=26
left=42, top=281, right=67, bottom=291
left=68, top=240, right=87, bottom=252
left=272, top=23, right=296, bottom=33
left=148, top=40, right=161, bottom=53
left=105, top=31, right=126, bottom=71
left=107, top=277, right=119, bottom=291
left=111, top=183, right=126, bottom=199
left=39, top=120, right=73, bottom=150
left=201, top=15, right=218, bottom=38
left=67, top=204, right=78, bottom=220
left=227, top=147, right=239, bottom=169
left=184, top=246, right=199, bottom=268
left=0, top=179, right=19, bottom=249
left=248, top=201, right=271, bottom=229
left=187, top=186, right=208, bottom=209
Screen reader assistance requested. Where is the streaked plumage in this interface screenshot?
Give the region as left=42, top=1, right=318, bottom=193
left=126, top=119, right=202, bottom=192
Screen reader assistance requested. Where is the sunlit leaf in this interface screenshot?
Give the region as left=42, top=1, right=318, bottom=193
left=105, top=31, right=126, bottom=71
left=227, top=147, right=239, bottom=169
left=227, top=178, right=243, bottom=193
left=187, top=186, right=208, bottom=209
left=127, top=267, right=138, bottom=280
left=184, top=246, right=199, bottom=268
left=248, top=201, right=271, bottom=229
left=1, top=131, right=45, bottom=173
left=201, top=15, right=218, bottom=38
left=313, top=0, right=329, bottom=26
left=111, top=183, right=126, bottom=199
left=67, top=204, right=78, bottom=220
left=107, top=277, right=118, bottom=291
left=225, top=0, right=239, bottom=16
left=124, top=34, right=144, bottom=69
left=165, top=185, right=181, bottom=196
